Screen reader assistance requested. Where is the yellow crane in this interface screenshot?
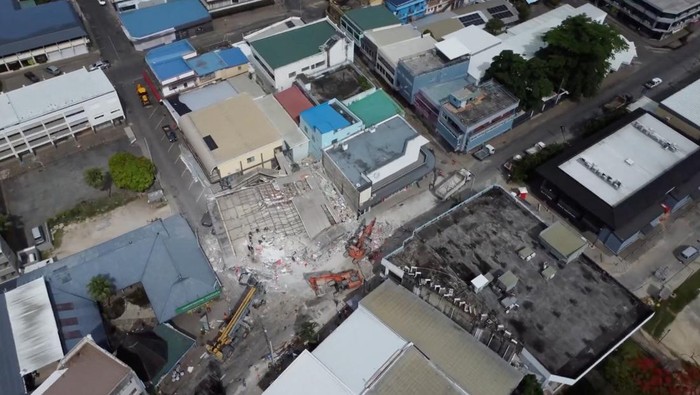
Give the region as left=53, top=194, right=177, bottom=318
left=206, top=286, right=257, bottom=360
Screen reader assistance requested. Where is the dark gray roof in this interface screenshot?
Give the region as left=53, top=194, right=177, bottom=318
left=0, top=0, right=87, bottom=58
left=18, top=215, right=220, bottom=323
left=0, top=293, right=25, bottom=395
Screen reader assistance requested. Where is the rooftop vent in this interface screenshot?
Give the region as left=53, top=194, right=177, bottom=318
left=625, top=158, right=634, bottom=166
left=632, top=120, right=678, bottom=152
left=577, top=157, right=622, bottom=190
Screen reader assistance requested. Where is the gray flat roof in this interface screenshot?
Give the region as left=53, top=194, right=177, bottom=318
left=324, top=116, right=423, bottom=189
left=441, top=80, right=519, bottom=127
left=420, top=77, right=470, bottom=107
left=539, top=222, right=587, bottom=258
left=660, top=77, right=700, bottom=129
left=386, top=186, right=653, bottom=378
left=364, top=25, right=421, bottom=49
left=400, top=49, right=456, bottom=75
left=641, top=0, right=700, bottom=14
left=558, top=112, right=698, bottom=206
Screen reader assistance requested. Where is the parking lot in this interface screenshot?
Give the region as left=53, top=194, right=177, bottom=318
left=0, top=136, right=140, bottom=246
left=0, top=52, right=102, bottom=93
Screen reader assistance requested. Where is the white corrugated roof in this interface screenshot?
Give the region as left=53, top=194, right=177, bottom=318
left=5, top=278, right=64, bottom=375
left=661, top=78, right=700, bottom=129
left=0, top=68, right=115, bottom=130
left=313, top=307, right=409, bottom=393
left=435, top=39, right=470, bottom=60
left=442, top=25, right=502, bottom=57
left=263, top=350, right=353, bottom=395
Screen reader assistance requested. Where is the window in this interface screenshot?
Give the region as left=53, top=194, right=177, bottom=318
left=247, top=156, right=256, bottom=163
left=315, top=61, right=325, bottom=68
left=302, top=66, right=310, bottom=71
left=289, top=71, right=296, bottom=78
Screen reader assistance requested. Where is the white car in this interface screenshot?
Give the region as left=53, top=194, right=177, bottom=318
left=644, top=77, right=662, bottom=89
left=88, top=60, right=110, bottom=71
left=98, top=0, right=107, bottom=5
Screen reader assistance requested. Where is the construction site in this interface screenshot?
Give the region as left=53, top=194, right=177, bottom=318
left=383, top=186, right=654, bottom=383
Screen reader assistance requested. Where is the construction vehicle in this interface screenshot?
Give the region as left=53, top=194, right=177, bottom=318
left=603, top=94, right=632, bottom=112
left=136, top=84, right=151, bottom=107
left=346, top=218, right=376, bottom=262
left=206, top=286, right=257, bottom=360
left=434, top=169, right=473, bottom=200
left=305, top=270, right=363, bottom=296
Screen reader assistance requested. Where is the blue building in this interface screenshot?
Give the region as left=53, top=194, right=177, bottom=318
left=299, top=100, right=364, bottom=158
left=384, top=0, right=427, bottom=23
left=414, top=77, right=470, bottom=126
left=436, top=80, right=519, bottom=152
left=395, top=48, right=470, bottom=105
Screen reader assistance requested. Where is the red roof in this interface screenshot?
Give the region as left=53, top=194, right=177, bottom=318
left=274, top=85, right=314, bottom=124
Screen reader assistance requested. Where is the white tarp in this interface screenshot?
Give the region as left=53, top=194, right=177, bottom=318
left=5, top=278, right=64, bottom=375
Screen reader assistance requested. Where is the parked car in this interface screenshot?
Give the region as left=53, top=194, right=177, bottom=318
left=675, top=245, right=699, bottom=264
left=162, top=125, right=178, bottom=143
left=644, top=77, right=662, bottom=89
left=24, top=71, right=40, bottom=83
left=98, top=0, right=107, bottom=4
left=88, top=60, right=110, bottom=71
left=45, top=65, right=62, bottom=76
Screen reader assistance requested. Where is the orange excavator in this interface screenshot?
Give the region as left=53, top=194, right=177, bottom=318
left=306, top=270, right=363, bottom=296
left=346, top=218, right=376, bottom=263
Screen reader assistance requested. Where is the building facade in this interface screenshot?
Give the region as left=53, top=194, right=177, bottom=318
left=299, top=100, right=364, bottom=158
left=0, top=0, right=89, bottom=73
left=0, top=69, right=124, bottom=162
left=435, top=80, right=519, bottom=152
left=248, top=19, right=354, bottom=91
left=395, top=48, right=470, bottom=104
left=384, top=0, right=428, bottom=23
left=600, top=0, right=700, bottom=39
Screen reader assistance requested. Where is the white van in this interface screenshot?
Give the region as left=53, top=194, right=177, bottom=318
left=31, top=226, right=45, bottom=244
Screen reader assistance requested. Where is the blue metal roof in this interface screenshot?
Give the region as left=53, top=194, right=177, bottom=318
left=145, top=40, right=197, bottom=82
left=119, top=0, right=211, bottom=40
left=0, top=0, right=87, bottom=58
left=301, top=103, right=351, bottom=134
left=185, top=47, right=248, bottom=76
left=18, top=215, right=220, bottom=324
left=385, top=0, right=416, bottom=7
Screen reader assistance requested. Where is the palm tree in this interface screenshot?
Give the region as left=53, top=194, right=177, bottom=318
left=297, top=321, right=319, bottom=345
left=87, top=275, right=115, bottom=307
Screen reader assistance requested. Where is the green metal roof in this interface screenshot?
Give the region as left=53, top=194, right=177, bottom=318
left=348, top=90, right=404, bottom=127
left=343, top=6, right=401, bottom=32
left=250, top=20, right=338, bottom=69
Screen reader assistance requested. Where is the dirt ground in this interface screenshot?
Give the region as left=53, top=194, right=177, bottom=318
left=53, top=199, right=173, bottom=258
left=661, top=296, right=700, bottom=363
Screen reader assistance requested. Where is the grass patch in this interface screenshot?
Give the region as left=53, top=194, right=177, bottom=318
left=50, top=227, right=64, bottom=249
left=48, top=191, right=137, bottom=228
left=644, top=269, right=700, bottom=338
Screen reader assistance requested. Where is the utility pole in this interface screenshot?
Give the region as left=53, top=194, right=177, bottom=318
left=259, top=315, right=275, bottom=364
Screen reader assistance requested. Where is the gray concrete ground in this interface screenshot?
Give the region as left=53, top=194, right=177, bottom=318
left=0, top=137, right=139, bottom=245
left=0, top=52, right=102, bottom=92
left=662, top=296, right=700, bottom=364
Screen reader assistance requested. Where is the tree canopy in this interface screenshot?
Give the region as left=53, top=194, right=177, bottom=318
left=513, top=375, right=544, bottom=395
left=87, top=275, right=115, bottom=306
left=484, top=51, right=554, bottom=111
left=539, top=15, right=628, bottom=98
left=83, top=167, right=106, bottom=190
left=485, top=18, right=505, bottom=35
left=108, top=152, right=156, bottom=192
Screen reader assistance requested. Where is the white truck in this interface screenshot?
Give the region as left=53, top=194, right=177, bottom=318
left=473, top=144, right=495, bottom=161
left=525, top=142, right=546, bottom=156
left=434, top=169, right=473, bottom=200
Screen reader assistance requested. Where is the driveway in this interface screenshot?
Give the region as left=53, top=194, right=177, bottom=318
left=662, top=296, right=700, bottom=363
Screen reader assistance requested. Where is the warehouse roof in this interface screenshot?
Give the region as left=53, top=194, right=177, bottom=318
left=441, top=25, right=502, bottom=57
left=17, top=216, right=220, bottom=324
left=119, top=0, right=211, bottom=40
left=660, top=77, right=700, bottom=129
left=343, top=5, right=400, bottom=32
left=387, top=186, right=654, bottom=379
left=0, top=68, right=114, bottom=130
left=0, top=0, right=86, bottom=58
left=264, top=350, right=353, bottom=395
left=249, top=19, right=339, bottom=69
left=361, top=281, right=523, bottom=395
left=537, top=110, right=700, bottom=239
left=256, top=95, right=309, bottom=149
left=145, top=40, right=196, bottom=82
left=539, top=222, right=587, bottom=259
left=348, top=90, right=404, bottom=127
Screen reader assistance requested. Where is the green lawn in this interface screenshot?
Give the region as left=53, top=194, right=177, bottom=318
left=644, top=269, right=700, bottom=339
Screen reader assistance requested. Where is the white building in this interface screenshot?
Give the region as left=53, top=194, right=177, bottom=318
left=0, top=68, right=124, bottom=162
left=247, top=18, right=354, bottom=91
left=375, top=34, right=437, bottom=87
left=467, top=4, right=637, bottom=82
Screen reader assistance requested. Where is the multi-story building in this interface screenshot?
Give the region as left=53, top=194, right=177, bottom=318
left=601, top=0, right=700, bottom=39
left=395, top=46, right=470, bottom=104
left=0, top=68, right=124, bottom=163
left=299, top=100, right=364, bottom=157
left=375, top=34, right=436, bottom=87
left=435, top=80, right=519, bottom=152
left=248, top=18, right=354, bottom=91
left=414, top=77, right=469, bottom=125
left=384, top=0, right=428, bottom=23
left=0, top=235, right=19, bottom=284
left=0, top=0, right=88, bottom=74
left=361, top=25, right=421, bottom=66
left=339, top=5, right=401, bottom=47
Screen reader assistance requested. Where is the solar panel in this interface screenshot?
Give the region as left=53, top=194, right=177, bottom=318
left=458, top=13, right=486, bottom=27
left=493, top=10, right=514, bottom=19
left=487, top=5, right=509, bottom=13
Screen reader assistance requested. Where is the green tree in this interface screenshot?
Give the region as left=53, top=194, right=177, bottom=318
left=108, top=152, right=155, bottom=192
left=0, top=212, right=12, bottom=233
left=513, top=375, right=544, bottom=395
left=544, top=0, right=561, bottom=7
left=83, top=167, right=106, bottom=190
left=297, top=321, right=319, bottom=345
left=515, top=1, right=530, bottom=21
left=539, top=15, right=628, bottom=99
left=484, top=51, right=554, bottom=111
left=485, top=18, right=505, bottom=35
left=87, top=275, right=115, bottom=307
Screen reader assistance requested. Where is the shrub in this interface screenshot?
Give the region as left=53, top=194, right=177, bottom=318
left=83, top=167, right=106, bottom=190
left=485, top=18, right=505, bottom=35
left=108, top=152, right=156, bottom=192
